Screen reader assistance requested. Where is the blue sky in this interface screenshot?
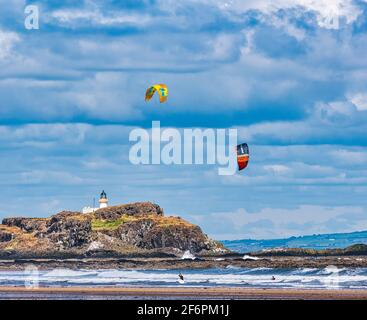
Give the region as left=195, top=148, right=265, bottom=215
left=1, top=0, right=367, bottom=240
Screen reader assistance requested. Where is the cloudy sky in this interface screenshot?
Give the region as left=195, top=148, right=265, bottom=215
left=1, top=0, right=367, bottom=240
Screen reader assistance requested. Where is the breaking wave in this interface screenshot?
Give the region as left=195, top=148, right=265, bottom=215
left=181, top=251, right=196, bottom=260
left=1, top=267, right=367, bottom=289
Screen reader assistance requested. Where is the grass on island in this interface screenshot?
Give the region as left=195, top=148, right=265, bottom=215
left=156, top=216, right=195, bottom=229
left=92, top=218, right=127, bottom=231
left=91, top=214, right=196, bottom=231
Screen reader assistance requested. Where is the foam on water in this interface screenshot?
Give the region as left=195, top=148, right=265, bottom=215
left=1, top=267, right=367, bottom=289
left=243, top=255, right=261, bottom=261
left=181, top=251, right=196, bottom=260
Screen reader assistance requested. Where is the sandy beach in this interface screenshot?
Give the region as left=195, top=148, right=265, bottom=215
left=1, top=286, right=367, bottom=300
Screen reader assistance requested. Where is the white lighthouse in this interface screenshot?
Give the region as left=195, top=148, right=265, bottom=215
left=82, top=190, right=109, bottom=213
left=99, top=190, right=108, bottom=209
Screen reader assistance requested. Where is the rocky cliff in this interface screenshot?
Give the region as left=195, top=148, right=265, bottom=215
left=0, top=202, right=226, bottom=258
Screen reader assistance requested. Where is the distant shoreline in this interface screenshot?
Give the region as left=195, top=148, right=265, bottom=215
left=221, top=230, right=367, bottom=252
left=0, top=286, right=367, bottom=300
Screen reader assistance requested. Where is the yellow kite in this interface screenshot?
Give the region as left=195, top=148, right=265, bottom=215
left=145, top=84, right=168, bottom=103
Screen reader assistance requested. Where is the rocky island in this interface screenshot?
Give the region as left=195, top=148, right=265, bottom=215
left=1, top=201, right=367, bottom=271
left=0, top=201, right=226, bottom=260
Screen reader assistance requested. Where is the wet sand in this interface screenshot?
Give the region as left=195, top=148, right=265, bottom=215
left=1, top=286, right=367, bottom=300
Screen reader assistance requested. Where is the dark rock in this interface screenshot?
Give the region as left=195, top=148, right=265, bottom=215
left=94, top=202, right=164, bottom=220
left=2, top=217, right=47, bottom=233
left=44, top=211, right=92, bottom=248
left=0, top=230, right=13, bottom=242
left=115, top=219, right=219, bottom=253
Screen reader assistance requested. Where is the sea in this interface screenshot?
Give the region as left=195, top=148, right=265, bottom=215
left=0, top=267, right=367, bottom=290
left=1, top=231, right=367, bottom=296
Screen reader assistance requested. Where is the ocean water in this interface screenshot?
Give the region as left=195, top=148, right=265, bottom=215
left=1, top=267, right=367, bottom=290
left=222, top=231, right=367, bottom=252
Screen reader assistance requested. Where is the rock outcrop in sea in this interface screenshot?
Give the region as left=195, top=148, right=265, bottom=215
left=0, top=202, right=226, bottom=258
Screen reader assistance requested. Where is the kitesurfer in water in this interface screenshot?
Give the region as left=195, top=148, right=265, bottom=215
left=179, top=273, right=184, bottom=281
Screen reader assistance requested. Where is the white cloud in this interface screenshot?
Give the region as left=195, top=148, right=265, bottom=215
left=0, top=30, right=19, bottom=59
left=0, top=123, right=89, bottom=145
left=0, top=123, right=366, bottom=238
left=329, top=148, right=367, bottom=166
left=349, top=92, right=367, bottom=111
left=237, top=97, right=367, bottom=145
left=264, top=164, right=290, bottom=175
left=219, top=143, right=367, bottom=187
left=191, top=205, right=367, bottom=239
left=63, top=73, right=143, bottom=120
left=0, top=1, right=367, bottom=239
left=208, top=0, right=362, bottom=29
left=315, top=101, right=355, bottom=117
left=19, top=170, right=85, bottom=185
left=1, top=1, right=366, bottom=122
left=51, top=9, right=152, bottom=27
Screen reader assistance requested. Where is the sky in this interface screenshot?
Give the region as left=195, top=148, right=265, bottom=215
left=1, top=0, right=367, bottom=240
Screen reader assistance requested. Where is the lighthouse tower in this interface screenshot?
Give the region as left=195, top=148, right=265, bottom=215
left=82, top=190, right=109, bottom=213
left=99, top=190, right=108, bottom=209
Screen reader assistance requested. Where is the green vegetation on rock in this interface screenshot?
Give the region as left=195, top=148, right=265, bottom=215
left=91, top=218, right=126, bottom=230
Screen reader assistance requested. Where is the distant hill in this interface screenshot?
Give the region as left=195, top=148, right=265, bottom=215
left=221, top=231, right=367, bottom=253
